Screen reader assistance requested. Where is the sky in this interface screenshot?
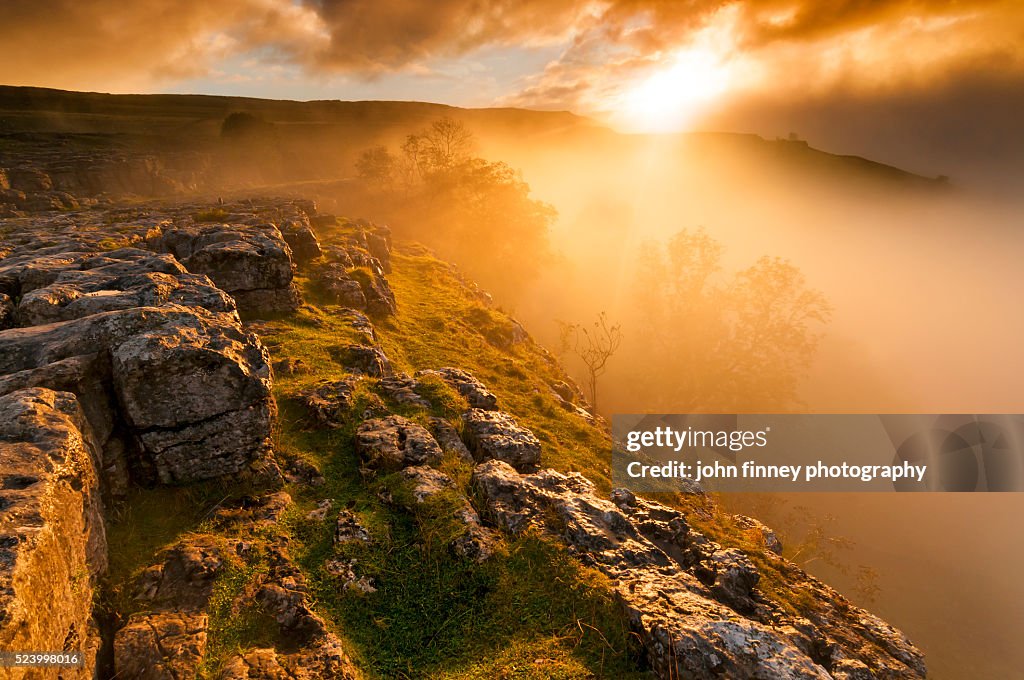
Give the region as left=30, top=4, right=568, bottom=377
left=1, top=0, right=1022, bottom=183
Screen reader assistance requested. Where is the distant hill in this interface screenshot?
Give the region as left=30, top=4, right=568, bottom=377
left=0, top=85, right=945, bottom=191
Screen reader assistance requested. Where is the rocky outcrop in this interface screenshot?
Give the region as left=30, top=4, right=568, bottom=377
left=355, top=416, right=443, bottom=472
left=156, top=222, right=300, bottom=315
left=1, top=248, right=235, bottom=326
left=378, top=373, right=431, bottom=408
left=473, top=461, right=926, bottom=679
left=110, top=308, right=275, bottom=483
left=331, top=344, right=392, bottom=377
left=0, top=304, right=275, bottom=484
left=299, top=377, right=361, bottom=428
left=461, top=408, right=541, bottom=470
left=0, top=388, right=106, bottom=678
left=114, top=612, right=208, bottom=680
left=312, top=220, right=396, bottom=317
left=113, top=536, right=224, bottom=679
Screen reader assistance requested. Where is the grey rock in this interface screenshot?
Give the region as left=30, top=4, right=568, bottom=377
left=336, top=308, right=375, bottom=344
left=331, top=344, right=391, bottom=377
left=362, top=271, right=396, bottom=317
left=280, top=219, right=323, bottom=264
left=427, top=416, right=474, bottom=464
left=461, top=409, right=541, bottom=470
left=232, top=283, right=302, bottom=315
left=400, top=465, right=456, bottom=504
left=378, top=373, right=431, bottom=408
left=355, top=416, right=442, bottom=472
left=299, top=377, right=360, bottom=428
left=109, top=308, right=275, bottom=483
left=334, top=511, right=371, bottom=545
left=0, top=352, right=117, bottom=445
left=132, top=535, right=227, bottom=610
left=315, top=264, right=365, bottom=308
left=219, top=636, right=358, bottom=680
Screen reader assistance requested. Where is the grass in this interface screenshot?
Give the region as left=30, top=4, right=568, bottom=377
left=194, top=208, right=230, bottom=223
left=371, top=247, right=614, bottom=490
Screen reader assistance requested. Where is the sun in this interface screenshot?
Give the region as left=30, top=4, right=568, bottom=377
left=617, top=48, right=733, bottom=132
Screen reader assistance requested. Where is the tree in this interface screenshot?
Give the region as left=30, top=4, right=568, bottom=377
left=352, top=118, right=554, bottom=294
left=628, top=228, right=831, bottom=411
left=560, top=312, right=623, bottom=413
left=355, top=145, right=396, bottom=189
left=220, top=111, right=272, bottom=139
left=420, top=117, right=475, bottom=173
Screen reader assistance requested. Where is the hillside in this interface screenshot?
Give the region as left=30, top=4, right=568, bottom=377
left=0, top=169, right=927, bottom=677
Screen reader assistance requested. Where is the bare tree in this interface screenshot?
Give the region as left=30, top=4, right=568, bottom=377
left=560, top=312, right=623, bottom=413
left=425, top=117, right=474, bottom=169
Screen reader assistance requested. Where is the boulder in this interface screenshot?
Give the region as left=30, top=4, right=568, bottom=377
left=355, top=416, right=442, bottom=472
left=280, top=219, right=323, bottom=264
left=315, top=264, right=365, bottom=308
left=0, top=304, right=276, bottom=484
left=400, top=465, right=456, bottom=503
left=299, top=377, right=360, bottom=428
left=461, top=409, right=541, bottom=470
left=156, top=223, right=299, bottom=314
left=131, top=536, right=228, bottom=610
left=0, top=389, right=107, bottom=678
left=109, top=309, right=275, bottom=484
left=362, top=272, right=397, bottom=317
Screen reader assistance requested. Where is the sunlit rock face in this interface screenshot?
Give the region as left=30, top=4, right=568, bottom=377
left=0, top=388, right=107, bottom=678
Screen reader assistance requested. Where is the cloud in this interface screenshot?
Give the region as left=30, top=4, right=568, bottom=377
left=0, top=0, right=328, bottom=91
left=0, top=0, right=1020, bottom=115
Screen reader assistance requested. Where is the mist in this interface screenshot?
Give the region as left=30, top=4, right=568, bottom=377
left=466, top=127, right=1024, bottom=679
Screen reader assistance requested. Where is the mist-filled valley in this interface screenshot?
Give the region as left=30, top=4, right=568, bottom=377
left=2, top=86, right=1022, bottom=677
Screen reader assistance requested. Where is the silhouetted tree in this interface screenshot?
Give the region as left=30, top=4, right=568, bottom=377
left=629, top=228, right=831, bottom=411
left=560, top=312, right=623, bottom=412
left=353, top=118, right=554, bottom=292
left=356, top=145, right=396, bottom=189
left=220, top=111, right=272, bottom=139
